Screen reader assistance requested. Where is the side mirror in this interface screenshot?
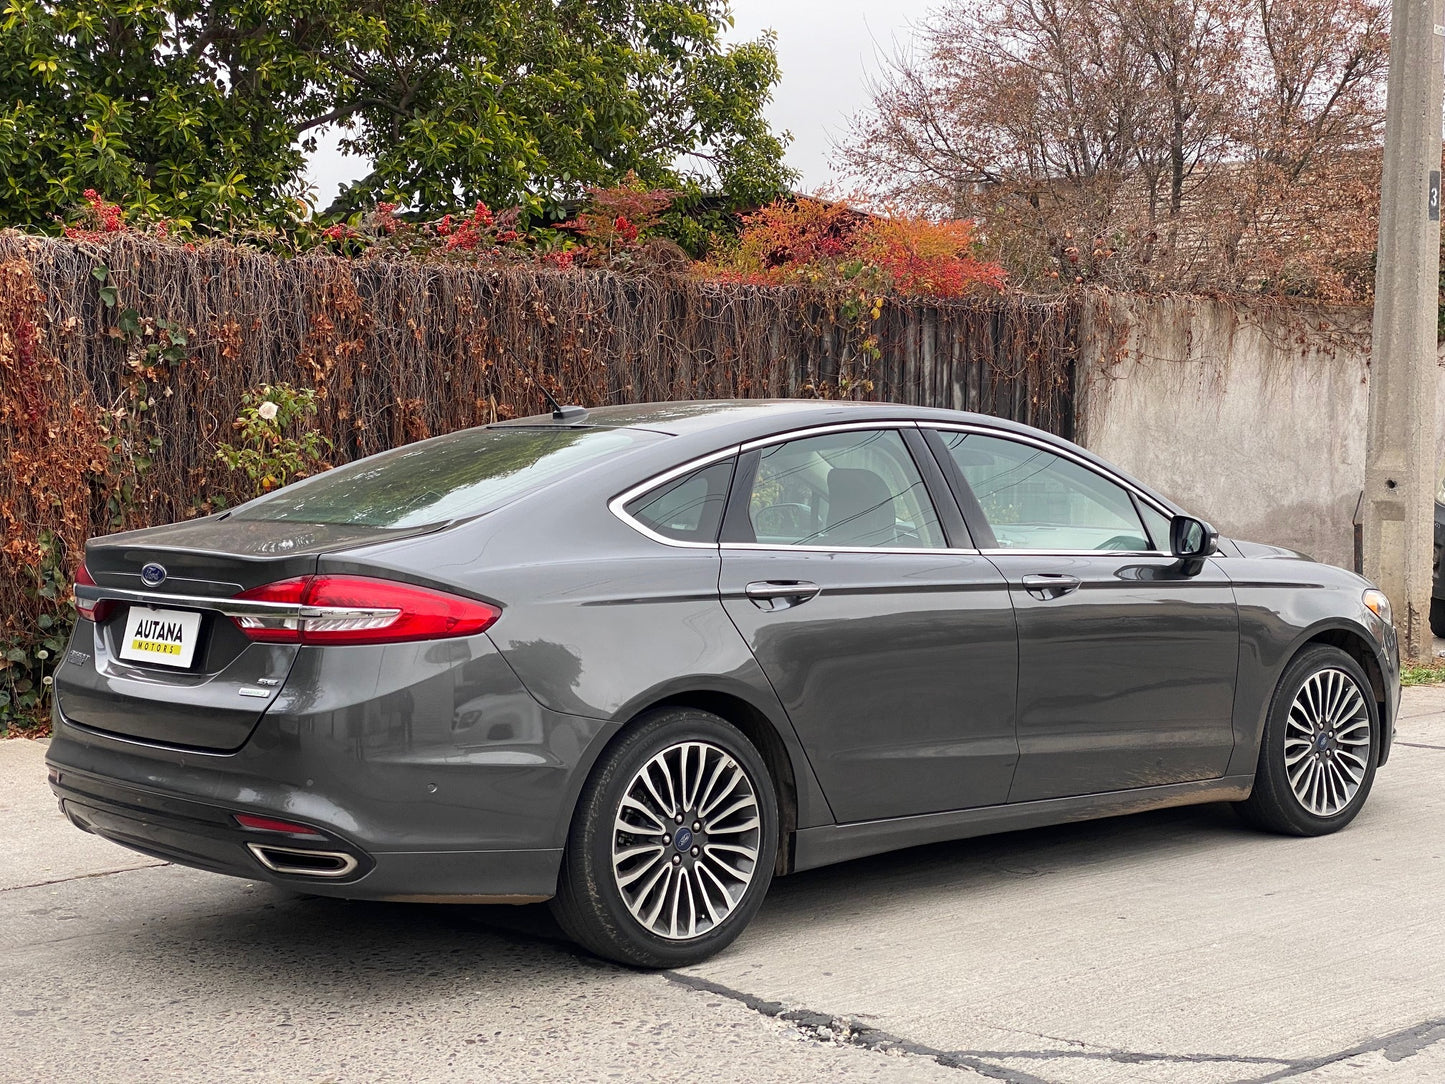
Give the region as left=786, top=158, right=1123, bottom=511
left=1170, top=515, right=1219, bottom=560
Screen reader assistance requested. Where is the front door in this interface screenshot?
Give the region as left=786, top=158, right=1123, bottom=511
left=926, top=427, right=1240, bottom=803
left=718, top=425, right=1020, bottom=823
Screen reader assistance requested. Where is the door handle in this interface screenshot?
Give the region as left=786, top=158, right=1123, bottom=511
left=744, top=581, right=821, bottom=610
left=1021, top=573, right=1082, bottom=600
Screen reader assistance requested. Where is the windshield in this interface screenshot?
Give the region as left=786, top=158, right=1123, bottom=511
left=234, top=426, right=663, bottom=527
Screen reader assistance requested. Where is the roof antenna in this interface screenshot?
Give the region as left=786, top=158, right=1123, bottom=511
left=537, top=381, right=588, bottom=422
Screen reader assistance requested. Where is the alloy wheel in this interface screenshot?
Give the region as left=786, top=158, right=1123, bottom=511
left=1283, top=667, right=1372, bottom=818
left=611, top=740, right=762, bottom=941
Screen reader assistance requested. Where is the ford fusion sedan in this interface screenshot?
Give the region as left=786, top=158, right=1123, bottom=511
left=47, top=400, right=1399, bottom=967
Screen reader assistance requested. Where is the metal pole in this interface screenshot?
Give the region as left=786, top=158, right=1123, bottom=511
left=1364, top=0, right=1444, bottom=662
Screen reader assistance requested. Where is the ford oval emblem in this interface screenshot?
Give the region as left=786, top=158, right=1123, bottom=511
left=140, top=562, right=167, bottom=587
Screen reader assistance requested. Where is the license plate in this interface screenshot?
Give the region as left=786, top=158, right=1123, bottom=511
left=118, top=606, right=203, bottom=668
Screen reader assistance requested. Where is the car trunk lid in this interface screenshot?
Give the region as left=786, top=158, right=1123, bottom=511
left=56, top=518, right=441, bottom=751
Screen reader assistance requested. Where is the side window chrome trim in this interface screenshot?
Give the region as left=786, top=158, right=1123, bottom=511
left=976, top=548, right=1178, bottom=558
left=608, top=446, right=740, bottom=550
left=738, top=419, right=920, bottom=453
left=720, top=543, right=982, bottom=556
left=925, top=422, right=1174, bottom=557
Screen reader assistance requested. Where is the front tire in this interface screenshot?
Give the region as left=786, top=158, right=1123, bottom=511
left=1237, top=645, right=1378, bottom=836
left=551, top=707, right=778, bottom=968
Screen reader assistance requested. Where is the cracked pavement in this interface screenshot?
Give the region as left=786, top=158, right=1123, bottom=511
left=5, top=687, right=1445, bottom=1083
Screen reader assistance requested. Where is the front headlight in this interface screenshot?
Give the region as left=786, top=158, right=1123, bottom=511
left=1363, top=589, right=1393, bottom=628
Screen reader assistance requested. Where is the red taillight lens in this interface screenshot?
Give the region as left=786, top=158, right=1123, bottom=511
left=230, top=577, right=308, bottom=642
left=230, top=575, right=501, bottom=646
left=74, top=563, right=115, bottom=623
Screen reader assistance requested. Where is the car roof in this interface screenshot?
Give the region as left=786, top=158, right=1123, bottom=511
left=495, top=399, right=1044, bottom=443
left=494, top=399, right=1188, bottom=517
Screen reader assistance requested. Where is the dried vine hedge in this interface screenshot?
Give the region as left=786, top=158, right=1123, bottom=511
left=0, top=231, right=1078, bottom=730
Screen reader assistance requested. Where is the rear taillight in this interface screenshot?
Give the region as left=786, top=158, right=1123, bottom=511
left=230, top=575, right=500, bottom=645
left=74, top=563, right=115, bottom=623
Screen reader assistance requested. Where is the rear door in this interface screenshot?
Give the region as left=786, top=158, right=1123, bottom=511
left=924, top=426, right=1240, bottom=802
left=718, top=423, right=1020, bottom=824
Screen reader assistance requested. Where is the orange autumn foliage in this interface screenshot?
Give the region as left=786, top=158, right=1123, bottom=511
left=710, top=197, right=1005, bottom=299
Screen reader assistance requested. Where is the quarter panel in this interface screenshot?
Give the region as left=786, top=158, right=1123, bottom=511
left=385, top=498, right=838, bottom=832
left=482, top=554, right=836, bottom=830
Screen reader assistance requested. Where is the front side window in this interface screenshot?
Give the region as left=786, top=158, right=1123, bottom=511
left=937, top=431, right=1152, bottom=551
left=735, top=429, right=946, bottom=549
left=1137, top=500, right=1174, bottom=552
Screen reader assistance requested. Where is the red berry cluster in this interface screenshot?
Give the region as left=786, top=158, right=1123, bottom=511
left=63, top=190, right=127, bottom=240
left=613, top=215, right=639, bottom=243
left=444, top=202, right=498, bottom=251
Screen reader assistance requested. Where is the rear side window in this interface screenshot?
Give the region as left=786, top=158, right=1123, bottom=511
left=733, top=429, right=947, bottom=549
left=624, top=459, right=735, bottom=543
left=235, top=427, right=663, bottom=528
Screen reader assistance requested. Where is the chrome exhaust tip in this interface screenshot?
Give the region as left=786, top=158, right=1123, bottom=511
left=245, top=842, right=359, bottom=879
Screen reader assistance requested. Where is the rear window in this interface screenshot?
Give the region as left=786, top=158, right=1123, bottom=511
left=234, top=427, right=663, bottom=527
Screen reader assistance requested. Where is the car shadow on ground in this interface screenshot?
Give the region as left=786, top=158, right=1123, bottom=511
left=78, top=800, right=1270, bottom=1000
left=455, top=799, right=1253, bottom=958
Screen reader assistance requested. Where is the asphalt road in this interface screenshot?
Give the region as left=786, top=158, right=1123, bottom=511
left=5, top=689, right=1445, bottom=1084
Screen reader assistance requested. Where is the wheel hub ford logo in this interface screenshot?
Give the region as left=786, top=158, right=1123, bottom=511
left=674, top=827, right=694, bottom=852
left=140, top=563, right=167, bottom=587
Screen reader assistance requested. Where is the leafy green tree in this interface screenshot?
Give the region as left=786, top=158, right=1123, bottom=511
left=0, top=0, right=373, bottom=228
left=0, top=0, right=792, bottom=231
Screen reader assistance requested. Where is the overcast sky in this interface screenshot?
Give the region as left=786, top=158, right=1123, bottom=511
left=303, top=0, right=938, bottom=205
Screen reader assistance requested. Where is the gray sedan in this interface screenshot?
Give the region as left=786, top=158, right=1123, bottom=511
left=47, top=400, right=1400, bottom=966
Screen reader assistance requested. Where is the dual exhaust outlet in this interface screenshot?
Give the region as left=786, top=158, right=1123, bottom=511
left=245, top=842, right=359, bottom=879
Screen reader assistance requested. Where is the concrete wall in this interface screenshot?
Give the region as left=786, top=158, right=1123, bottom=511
left=1075, top=292, right=1445, bottom=570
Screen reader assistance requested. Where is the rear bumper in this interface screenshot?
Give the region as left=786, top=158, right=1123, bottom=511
left=45, top=632, right=619, bottom=901
left=48, top=761, right=561, bottom=901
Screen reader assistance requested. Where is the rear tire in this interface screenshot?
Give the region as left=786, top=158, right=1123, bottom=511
left=1236, top=645, right=1378, bottom=836
left=551, top=707, right=778, bottom=968
left=1430, top=598, right=1445, bottom=639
